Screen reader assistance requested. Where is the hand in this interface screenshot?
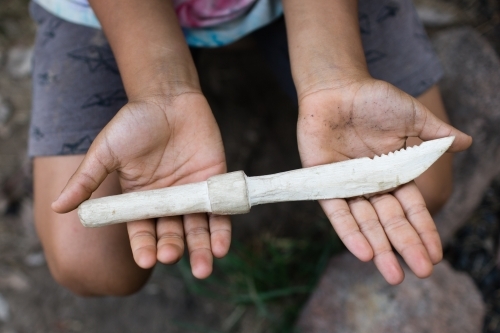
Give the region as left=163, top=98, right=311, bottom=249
left=52, top=93, right=230, bottom=279
left=297, top=76, right=472, bottom=284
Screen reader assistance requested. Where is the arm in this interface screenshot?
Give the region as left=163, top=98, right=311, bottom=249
left=52, top=0, right=231, bottom=279
left=283, top=0, right=368, bottom=98
left=87, top=0, right=199, bottom=100
left=282, top=0, right=472, bottom=284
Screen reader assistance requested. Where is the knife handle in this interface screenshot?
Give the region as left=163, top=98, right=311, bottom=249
left=78, top=171, right=251, bottom=227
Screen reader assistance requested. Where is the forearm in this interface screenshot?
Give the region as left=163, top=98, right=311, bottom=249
left=88, top=0, right=199, bottom=100
left=282, top=0, right=369, bottom=100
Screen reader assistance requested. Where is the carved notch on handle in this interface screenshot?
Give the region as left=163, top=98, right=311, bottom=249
left=207, top=171, right=251, bottom=215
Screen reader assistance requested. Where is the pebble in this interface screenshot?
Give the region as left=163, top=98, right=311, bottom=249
left=1, top=329, right=18, bottom=333
left=414, top=0, right=466, bottom=27
left=59, top=319, right=83, bottom=332
left=0, top=96, right=12, bottom=126
left=19, top=199, right=40, bottom=250
left=0, top=272, right=30, bottom=292
left=0, top=294, right=10, bottom=322
left=0, top=125, right=11, bottom=139
left=6, top=46, right=33, bottom=79
left=0, top=196, right=7, bottom=215
left=24, top=252, right=46, bottom=267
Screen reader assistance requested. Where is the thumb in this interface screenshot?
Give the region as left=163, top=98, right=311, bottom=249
left=51, top=144, right=116, bottom=213
left=413, top=101, right=472, bottom=153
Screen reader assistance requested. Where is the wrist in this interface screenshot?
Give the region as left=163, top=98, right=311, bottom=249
left=124, top=57, right=202, bottom=101
left=89, top=0, right=201, bottom=100
left=283, top=0, right=371, bottom=101
left=296, top=68, right=371, bottom=103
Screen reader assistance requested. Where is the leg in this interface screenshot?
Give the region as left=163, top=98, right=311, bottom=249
left=407, top=85, right=453, bottom=215
left=34, top=155, right=151, bottom=296
left=29, top=4, right=149, bottom=296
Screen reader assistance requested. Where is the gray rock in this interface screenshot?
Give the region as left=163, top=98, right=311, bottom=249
left=24, top=252, right=46, bottom=268
left=0, top=294, right=10, bottom=322
left=1, top=329, right=18, bottom=333
left=20, top=199, right=40, bottom=250
left=432, top=27, right=500, bottom=244
left=0, top=271, right=30, bottom=292
left=296, top=252, right=484, bottom=333
left=0, top=96, right=12, bottom=126
left=414, top=0, right=467, bottom=27
left=6, top=46, right=33, bottom=79
left=0, top=195, right=7, bottom=216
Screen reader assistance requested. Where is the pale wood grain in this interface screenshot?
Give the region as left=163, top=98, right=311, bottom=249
left=78, top=136, right=454, bottom=228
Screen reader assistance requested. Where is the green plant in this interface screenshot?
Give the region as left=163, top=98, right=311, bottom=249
left=177, top=219, right=344, bottom=332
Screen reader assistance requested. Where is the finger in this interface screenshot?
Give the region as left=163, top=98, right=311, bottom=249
left=127, top=219, right=158, bottom=269
left=184, top=213, right=213, bottom=279
left=319, top=198, right=373, bottom=262
left=348, top=197, right=404, bottom=285
left=392, top=182, right=442, bottom=264
left=411, top=100, right=472, bottom=152
left=209, top=214, right=231, bottom=258
left=156, top=216, right=185, bottom=264
left=369, top=193, right=433, bottom=278
left=51, top=139, right=116, bottom=213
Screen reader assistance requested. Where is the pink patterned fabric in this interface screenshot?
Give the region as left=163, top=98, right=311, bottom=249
left=174, top=0, right=257, bottom=28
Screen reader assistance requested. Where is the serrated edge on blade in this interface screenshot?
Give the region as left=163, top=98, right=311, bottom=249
left=372, top=136, right=454, bottom=160
left=246, top=136, right=455, bottom=205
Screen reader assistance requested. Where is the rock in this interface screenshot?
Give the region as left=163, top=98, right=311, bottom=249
left=57, top=319, right=84, bottom=332
left=24, top=252, right=45, bottom=268
left=6, top=46, right=33, bottom=79
left=1, top=329, right=18, bottom=333
left=0, top=271, right=30, bottom=292
left=0, top=96, right=12, bottom=126
left=296, top=252, right=485, bottom=333
left=0, top=195, right=7, bottom=215
left=431, top=27, right=500, bottom=244
left=414, top=0, right=467, bottom=27
left=19, top=199, right=40, bottom=249
left=0, top=97, right=12, bottom=137
left=0, top=294, right=9, bottom=322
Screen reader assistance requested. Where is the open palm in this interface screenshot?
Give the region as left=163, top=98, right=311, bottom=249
left=297, top=78, right=472, bottom=284
left=52, top=93, right=231, bottom=279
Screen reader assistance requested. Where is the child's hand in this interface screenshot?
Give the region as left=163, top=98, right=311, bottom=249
left=297, top=76, right=472, bottom=284
left=52, top=92, right=230, bottom=279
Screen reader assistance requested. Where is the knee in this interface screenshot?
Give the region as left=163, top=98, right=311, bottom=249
left=46, top=249, right=150, bottom=297
left=47, top=253, right=101, bottom=297
left=413, top=152, right=454, bottom=216
left=33, top=157, right=149, bottom=296
left=421, top=179, right=453, bottom=216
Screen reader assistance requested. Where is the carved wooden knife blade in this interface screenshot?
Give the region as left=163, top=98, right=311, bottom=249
left=78, top=136, right=455, bottom=227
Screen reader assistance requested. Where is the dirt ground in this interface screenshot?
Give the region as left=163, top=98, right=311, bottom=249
left=0, top=1, right=499, bottom=333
